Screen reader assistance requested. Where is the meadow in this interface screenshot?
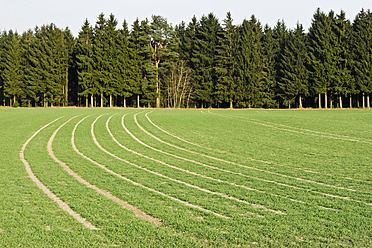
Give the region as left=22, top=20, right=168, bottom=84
left=0, top=108, right=371, bottom=247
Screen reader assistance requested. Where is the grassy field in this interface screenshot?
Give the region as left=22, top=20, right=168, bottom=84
left=0, top=108, right=371, bottom=247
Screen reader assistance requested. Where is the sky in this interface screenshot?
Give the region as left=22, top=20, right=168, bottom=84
left=0, top=0, right=371, bottom=36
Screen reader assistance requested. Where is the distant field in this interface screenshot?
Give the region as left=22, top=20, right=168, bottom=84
left=0, top=108, right=371, bottom=247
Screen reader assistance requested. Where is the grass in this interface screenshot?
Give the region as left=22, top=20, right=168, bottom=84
left=0, top=107, right=371, bottom=247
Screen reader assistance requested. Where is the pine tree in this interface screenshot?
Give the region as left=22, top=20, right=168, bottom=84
left=117, top=20, right=141, bottom=107
left=149, top=15, right=175, bottom=108
left=23, top=28, right=43, bottom=106
left=75, top=19, right=95, bottom=107
left=47, top=25, right=71, bottom=106
left=262, top=25, right=278, bottom=108
left=105, top=14, right=119, bottom=107
left=236, top=16, right=266, bottom=108
left=18, top=30, right=34, bottom=107
left=129, top=19, right=145, bottom=107
left=26, top=25, right=54, bottom=107
left=308, top=9, right=336, bottom=108
left=184, top=16, right=198, bottom=67
left=93, top=13, right=108, bottom=107
left=191, top=13, right=221, bottom=108
left=139, top=18, right=157, bottom=107
left=0, top=32, right=5, bottom=106
left=214, top=12, right=238, bottom=108
left=352, top=9, right=372, bottom=108
left=62, top=28, right=74, bottom=106
left=331, top=11, right=352, bottom=108
left=1, top=30, right=25, bottom=106
left=278, top=24, right=309, bottom=108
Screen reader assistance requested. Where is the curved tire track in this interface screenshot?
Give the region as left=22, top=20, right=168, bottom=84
left=145, top=112, right=372, bottom=187
left=20, top=116, right=99, bottom=230
left=108, top=114, right=285, bottom=215
left=141, top=112, right=372, bottom=206
left=208, top=110, right=372, bottom=144
left=76, top=115, right=229, bottom=219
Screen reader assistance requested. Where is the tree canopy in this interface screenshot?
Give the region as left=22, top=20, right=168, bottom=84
left=0, top=9, right=371, bottom=108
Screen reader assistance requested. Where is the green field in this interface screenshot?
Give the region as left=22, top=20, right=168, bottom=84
left=0, top=108, right=371, bottom=247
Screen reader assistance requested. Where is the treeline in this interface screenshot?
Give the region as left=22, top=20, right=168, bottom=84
left=0, top=8, right=371, bottom=108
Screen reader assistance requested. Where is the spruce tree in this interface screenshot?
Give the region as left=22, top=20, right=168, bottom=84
left=331, top=11, right=352, bottom=108
left=262, top=25, right=278, bottom=108
left=149, top=15, right=175, bottom=108
left=351, top=9, right=372, bottom=108
left=214, top=12, right=238, bottom=108
left=308, top=9, right=336, bottom=108
left=62, top=28, right=74, bottom=106
left=0, top=32, right=5, bottom=106
left=93, top=13, right=108, bottom=107
left=192, top=13, right=221, bottom=108
left=1, top=30, right=25, bottom=106
left=19, top=30, right=35, bottom=107
left=278, top=24, right=309, bottom=108
left=105, top=14, right=119, bottom=107
left=117, top=20, right=141, bottom=107
left=75, top=19, right=95, bottom=107
left=28, top=25, right=55, bottom=107
left=129, top=19, right=145, bottom=107
left=236, top=16, right=266, bottom=108
left=184, top=16, right=198, bottom=67
left=23, top=28, right=44, bottom=106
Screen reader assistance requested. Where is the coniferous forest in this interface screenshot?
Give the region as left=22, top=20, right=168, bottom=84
left=1, top=8, right=372, bottom=109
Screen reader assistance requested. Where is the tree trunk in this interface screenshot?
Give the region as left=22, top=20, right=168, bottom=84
left=124, top=98, right=126, bottom=108
left=330, top=99, right=333, bottom=109
left=318, top=93, right=321, bottom=108
left=91, top=95, right=94, bottom=108
left=62, top=84, right=65, bottom=107
left=109, top=94, right=112, bottom=108
left=299, top=96, right=303, bottom=108
left=65, top=68, right=68, bottom=106
left=230, top=100, right=233, bottom=109
left=155, top=62, right=160, bottom=108
left=288, top=102, right=291, bottom=109
left=325, top=92, right=328, bottom=109
left=86, top=97, right=88, bottom=108
left=100, top=93, right=103, bottom=108
left=349, top=94, right=352, bottom=108
left=367, top=93, right=370, bottom=109
left=137, top=95, right=140, bottom=108
left=362, top=92, right=365, bottom=108
left=339, top=95, right=343, bottom=109
left=186, top=88, right=192, bottom=109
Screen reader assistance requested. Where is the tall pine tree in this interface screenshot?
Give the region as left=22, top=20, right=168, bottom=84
left=75, top=19, right=95, bottom=107
left=308, top=9, right=336, bottom=108
left=278, top=24, right=309, bottom=108
left=214, top=12, right=238, bottom=108
left=352, top=9, right=372, bottom=108
left=236, top=16, right=266, bottom=108
left=191, top=13, right=221, bottom=108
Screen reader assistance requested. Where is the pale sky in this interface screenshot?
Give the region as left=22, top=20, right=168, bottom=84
left=0, top=0, right=371, bottom=36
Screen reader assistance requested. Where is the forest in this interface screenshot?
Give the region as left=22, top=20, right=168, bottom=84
left=0, top=8, right=371, bottom=109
